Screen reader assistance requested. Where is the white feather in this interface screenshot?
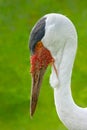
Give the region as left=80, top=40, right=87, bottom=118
left=42, top=13, right=87, bottom=130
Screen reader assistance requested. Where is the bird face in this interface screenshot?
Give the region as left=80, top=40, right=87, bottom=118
left=30, top=41, right=57, bottom=116
left=29, top=16, right=58, bottom=116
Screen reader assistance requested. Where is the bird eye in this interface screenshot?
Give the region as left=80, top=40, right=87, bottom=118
left=35, top=41, right=43, bottom=51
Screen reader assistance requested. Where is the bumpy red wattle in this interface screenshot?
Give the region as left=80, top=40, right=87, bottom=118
left=30, top=47, right=54, bottom=74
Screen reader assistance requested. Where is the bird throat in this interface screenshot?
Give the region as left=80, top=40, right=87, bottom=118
left=30, top=41, right=55, bottom=74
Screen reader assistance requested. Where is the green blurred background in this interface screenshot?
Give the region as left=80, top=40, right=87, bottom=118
left=1, top=0, right=87, bottom=130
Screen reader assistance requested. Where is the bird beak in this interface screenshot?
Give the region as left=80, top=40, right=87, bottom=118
left=30, top=44, right=58, bottom=117
left=30, top=63, right=58, bottom=117
left=30, top=67, right=47, bottom=116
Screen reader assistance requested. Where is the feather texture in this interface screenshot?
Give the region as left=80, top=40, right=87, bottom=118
left=42, top=13, right=87, bottom=130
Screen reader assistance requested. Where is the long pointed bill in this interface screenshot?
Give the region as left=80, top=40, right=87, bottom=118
left=30, top=67, right=47, bottom=116
left=30, top=42, right=58, bottom=117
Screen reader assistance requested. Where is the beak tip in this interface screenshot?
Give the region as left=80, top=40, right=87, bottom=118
left=30, top=107, right=34, bottom=118
left=30, top=98, right=37, bottom=117
left=30, top=67, right=47, bottom=117
left=30, top=110, right=33, bottom=118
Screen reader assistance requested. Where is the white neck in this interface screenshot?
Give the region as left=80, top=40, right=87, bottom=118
left=52, top=32, right=87, bottom=130
left=42, top=13, right=87, bottom=129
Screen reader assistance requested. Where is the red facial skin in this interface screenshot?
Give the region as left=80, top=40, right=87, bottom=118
left=30, top=41, right=58, bottom=116
left=30, top=41, right=54, bottom=74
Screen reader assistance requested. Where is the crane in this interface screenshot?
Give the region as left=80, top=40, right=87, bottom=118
left=29, top=13, right=87, bottom=130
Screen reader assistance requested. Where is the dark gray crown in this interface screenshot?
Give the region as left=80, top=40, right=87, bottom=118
left=29, top=17, right=46, bottom=54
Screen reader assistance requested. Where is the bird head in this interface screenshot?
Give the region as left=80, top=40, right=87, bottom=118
left=29, top=16, right=58, bottom=116
left=30, top=41, right=58, bottom=116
